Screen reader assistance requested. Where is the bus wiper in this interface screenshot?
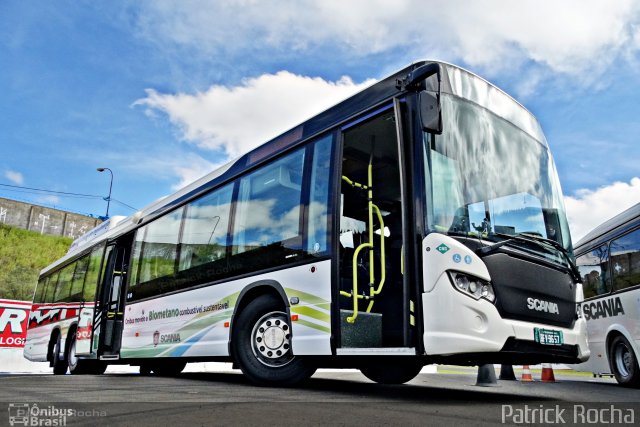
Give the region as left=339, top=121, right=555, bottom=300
left=516, top=232, right=582, bottom=282
left=477, top=232, right=581, bottom=282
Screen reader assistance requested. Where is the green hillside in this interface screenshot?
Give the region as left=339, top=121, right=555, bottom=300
left=0, top=224, right=72, bottom=301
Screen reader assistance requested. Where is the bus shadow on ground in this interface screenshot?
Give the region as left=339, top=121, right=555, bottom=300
left=169, top=372, right=557, bottom=404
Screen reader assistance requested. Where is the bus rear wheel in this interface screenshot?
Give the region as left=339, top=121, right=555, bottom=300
left=51, top=333, right=68, bottom=375
left=609, top=335, right=640, bottom=388
left=360, top=362, right=423, bottom=384
left=232, top=295, right=316, bottom=386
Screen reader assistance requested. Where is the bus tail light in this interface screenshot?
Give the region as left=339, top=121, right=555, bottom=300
left=449, top=271, right=495, bottom=303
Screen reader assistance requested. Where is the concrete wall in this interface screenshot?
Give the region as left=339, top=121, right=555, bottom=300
left=0, top=197, right=100, bottom=239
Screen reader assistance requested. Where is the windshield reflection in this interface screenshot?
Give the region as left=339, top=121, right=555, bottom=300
left=423, top=94, right=573, bottom=261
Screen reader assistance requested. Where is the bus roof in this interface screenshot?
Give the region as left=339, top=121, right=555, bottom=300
left=41, top=60, right=546, bottom=276
left=574, top=203, right=640, bottom=253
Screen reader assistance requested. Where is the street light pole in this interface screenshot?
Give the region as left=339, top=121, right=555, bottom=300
left=96, top=167, right=113, bottom=219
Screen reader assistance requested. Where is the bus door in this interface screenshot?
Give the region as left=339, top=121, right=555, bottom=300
left=95, top=234, right=132, bottom=358
left=338, top=100, right=414, bottom=350
left=75, top=244, right=110, bottom=356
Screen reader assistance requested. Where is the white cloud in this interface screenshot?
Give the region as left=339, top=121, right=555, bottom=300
left=5, top=170, right=24, bottom=185
left=564, top=177, right=640, bottom=244
left=134, top=71, right=374, bottom=158
left=135, top=1, right=640, bottom=81
left=171, top=155, right=222, bottom=190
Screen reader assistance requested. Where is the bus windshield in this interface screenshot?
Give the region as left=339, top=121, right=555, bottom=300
left=423, top=93, right=573, bottom=264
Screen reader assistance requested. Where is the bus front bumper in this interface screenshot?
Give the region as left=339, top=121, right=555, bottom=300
left=421, top=275, right=590, bottom=364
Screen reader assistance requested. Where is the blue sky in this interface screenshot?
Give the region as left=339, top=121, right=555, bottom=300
left=1, top=1, right=639, bottom=241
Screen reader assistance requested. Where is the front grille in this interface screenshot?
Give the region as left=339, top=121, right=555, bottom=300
left=483, top=252, right=576, bottom=328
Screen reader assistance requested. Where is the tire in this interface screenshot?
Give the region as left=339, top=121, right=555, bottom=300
left=67, top=332, right=107, bottom=375
left=152, top=361, right=187, bottom=376
left=609, top=335, right=640, bottom=388
left=67, top=332, right=82, bottom=374
left=231, top=295, right=316, bottom=386
left=360, top=362, right=423, bottom=384
left=51, top=333, right=68, bottom=375
left=139, top=364, right=153, bottom=376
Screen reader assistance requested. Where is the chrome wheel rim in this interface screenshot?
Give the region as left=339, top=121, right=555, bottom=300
left=68, top=337, right=78, bottom=370
left=251, top=311, right=293, bottom=367
left=614, top=342, right=631, bottom=378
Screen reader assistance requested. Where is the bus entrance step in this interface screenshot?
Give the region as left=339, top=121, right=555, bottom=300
left=340, top=310, right=382, bottom=348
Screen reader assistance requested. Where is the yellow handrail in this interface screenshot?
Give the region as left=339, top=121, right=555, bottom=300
left=340, top=161, right=389, bottom=323
left=365, top=203, right=386, bottom=313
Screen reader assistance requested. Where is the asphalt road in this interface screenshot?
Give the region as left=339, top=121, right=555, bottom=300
left=1, top=367, right=639, bottom=426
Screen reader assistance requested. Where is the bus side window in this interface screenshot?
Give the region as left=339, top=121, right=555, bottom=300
left=179, top=183, right=233, bottom=272
left=128, top=207, right=184, bottom=299
left=576, top=244, right=610, bottom=299
left=232, top=148, right=305, bottom=258
left=34, top=277, right=48, bottom=304
left=610, top=228, right=640, bottom=291
left=69, top=255, right=89, bottom=301
left=306, top=135, right=333, bottom=255
left=83, top=246, right=105, bottom=302
left=44, top=271, right=60, bottom=303
left=54, top=263, right=75, bottom=302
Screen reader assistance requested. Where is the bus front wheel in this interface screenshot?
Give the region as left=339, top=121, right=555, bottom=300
left=231, top=295, right=315, bottom=386
left=67, top=332, right=107, bottom=375
left=609, top=335, right=640, bottom=388
left=360, top=362, right=423, bottom=384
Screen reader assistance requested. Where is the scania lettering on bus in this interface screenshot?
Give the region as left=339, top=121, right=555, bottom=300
left=582, top=297, right=625, bottom=321
left=526, top=297, right=560, bottom=315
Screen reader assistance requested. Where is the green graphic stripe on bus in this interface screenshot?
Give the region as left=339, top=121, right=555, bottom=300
left=284, top=288, right=330, bottom=306
left=121, top=314, right=230, bottom=358
left=121, top=288, right=329, bottom=358
left=291, top=305, right=330, bottom=323
left=121, top=292, right=240, bottom=358
left=294, top=318, right=331, bottom=334
left=179, top=291, right=241, bottom=326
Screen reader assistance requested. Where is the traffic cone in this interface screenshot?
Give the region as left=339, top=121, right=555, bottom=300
left=541, top=363, right=556, bottom=382
left=521, top=364, right=534, bottom=382
left=476, top=364, right=498, bottom=387
left=499, top=364, right=517, bottom=381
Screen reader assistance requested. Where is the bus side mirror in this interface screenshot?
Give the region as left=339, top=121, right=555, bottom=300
left=419, top=91, right=442, bottom=134
left=398, top=63, right=443, bottom=134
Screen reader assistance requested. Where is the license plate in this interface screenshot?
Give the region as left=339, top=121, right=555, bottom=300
left=534, top=328, right=564, bottom=346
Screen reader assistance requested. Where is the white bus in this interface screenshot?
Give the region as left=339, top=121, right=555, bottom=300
left=573, top=203, right=640, bottom=387
left=24, top=61, right=589, bottom=385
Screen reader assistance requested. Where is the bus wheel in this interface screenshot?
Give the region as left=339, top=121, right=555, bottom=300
left=609, top=335, right=640, bottom=388
left=139, top=364, right=153, bottom=376
left=232, top=295, right=315, bottom=386
left=67, top=332, right=81, bottom=374
left=67, top=333, right=106, bottom=375
left=152, top=362, right=186, bottom=376
left=51, top=333, right=68, bottom=375
left=360, top=362, right=423, bottom=384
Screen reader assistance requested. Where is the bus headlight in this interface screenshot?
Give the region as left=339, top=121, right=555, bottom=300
left=449, top=271, right=495, bottom=303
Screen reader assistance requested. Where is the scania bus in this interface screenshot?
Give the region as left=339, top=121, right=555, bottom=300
left=24, top=61, right=589, bottom=385
left=572, top=203, right=640, bottom=387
